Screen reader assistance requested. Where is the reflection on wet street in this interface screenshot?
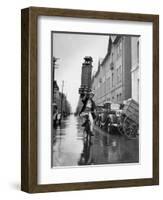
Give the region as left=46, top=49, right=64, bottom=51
left=52, top=114, right=139, bottom=167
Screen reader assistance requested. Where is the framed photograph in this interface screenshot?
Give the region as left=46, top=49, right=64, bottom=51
left=21, top=7, right=159, bottom=193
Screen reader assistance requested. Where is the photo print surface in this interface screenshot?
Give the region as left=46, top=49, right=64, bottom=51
left=51, top=32, right=140, bottom=168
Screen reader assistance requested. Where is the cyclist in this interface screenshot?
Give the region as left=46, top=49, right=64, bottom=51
left=79, top=91, right=96, bottom=137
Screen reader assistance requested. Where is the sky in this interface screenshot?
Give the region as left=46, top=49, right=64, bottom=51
left=53, top=32, right=109, bottom=112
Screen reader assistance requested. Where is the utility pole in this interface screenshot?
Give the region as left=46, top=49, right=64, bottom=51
left=52, top=57, right=59, bottom=80
left=52, top=57, right=59, bottom=101
left=60, top=80, right=64, bottom=120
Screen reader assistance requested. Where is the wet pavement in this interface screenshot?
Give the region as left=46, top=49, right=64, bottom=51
left=52, top=114, right=139, bottom=167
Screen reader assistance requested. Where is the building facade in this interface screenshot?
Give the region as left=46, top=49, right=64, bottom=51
left=92, top=36, right=132, bottom=106
left=131, top=37, right=140, bottom=103
left=53, top=80, right=71, bottom=115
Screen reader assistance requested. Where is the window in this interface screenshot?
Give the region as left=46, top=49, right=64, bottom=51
left=116, top=66, right=122, bottom=84
left=112, top=73, right=114, bottom=87
left=137, top=78, right=139, bottom=102
left=116, top=42, right=122, bottom=59
left=119, top=42, right=122, bottom=54
left=137, top=41, right=139, bottom=63
left=117, top=44, right=119, bottom=59
left=108, top=77, right=110, bottom=90
left=117, top=68, right=119, bottom=84
left=111, top=52, right=114, bottom=62
left=119, top=66, right=122, bottom=82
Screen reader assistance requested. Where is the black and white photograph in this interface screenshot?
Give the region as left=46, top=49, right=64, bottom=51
left=20, top=6, right=159, bottom=193
left=51, top=32, right=140, bottom=167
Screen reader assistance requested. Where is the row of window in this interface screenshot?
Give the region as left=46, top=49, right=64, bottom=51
left=106, top=93, right=122, bottom=102
left=111, top=66, right=122, bottom=87
left=94, top=91, right=122, bottom=105
left=110, top=41, right=122, bottom=62
left=93, top=65, right=122, bottom=91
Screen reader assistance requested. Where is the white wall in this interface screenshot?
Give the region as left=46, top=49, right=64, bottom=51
left=131, top=37, right=139, bottom=102
left=0, top=0, right=162, bottom=199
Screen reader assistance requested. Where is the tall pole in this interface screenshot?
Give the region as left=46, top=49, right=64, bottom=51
left=53, top=57, right=59, bottom=80
left=60, top=80, right=64, bottom=119
left=52, top=57, right=59, bottom=102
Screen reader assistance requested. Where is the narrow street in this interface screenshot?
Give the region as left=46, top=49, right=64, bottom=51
left=52, top=114, right=139, bottom=167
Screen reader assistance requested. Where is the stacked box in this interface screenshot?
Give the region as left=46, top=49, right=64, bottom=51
left=79, top=56, right=93, bottom=94
left=123, top=98, right=139, bottom=124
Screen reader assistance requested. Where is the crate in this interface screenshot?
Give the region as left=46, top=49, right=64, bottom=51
left=123, top=98, right=139, bottom=124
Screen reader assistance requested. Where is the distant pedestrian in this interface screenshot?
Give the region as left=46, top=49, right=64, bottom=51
left=57, top=113, right=61, bottom=125
left=53, top=105, right=58, bottom=128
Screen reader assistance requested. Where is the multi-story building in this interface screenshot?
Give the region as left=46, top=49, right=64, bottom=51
left=53, top=80, right=71, bottom=115
left=91, top=36, right=132, bottom=106
left=131, top=37, right=140, bottom=103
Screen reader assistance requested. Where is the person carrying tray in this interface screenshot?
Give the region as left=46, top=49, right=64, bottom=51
left=79, top=91, right=96, bottom=136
